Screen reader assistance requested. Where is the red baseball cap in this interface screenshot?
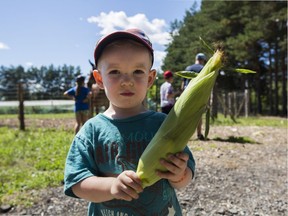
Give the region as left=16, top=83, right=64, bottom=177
left=164, top=70, right=173, bottom=79
left=94, top=28, right=154, bottom=68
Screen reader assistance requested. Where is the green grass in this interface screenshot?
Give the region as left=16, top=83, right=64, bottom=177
left=23, top=112, right=75, bottom=119
left=210, top=114, right=287, bottom=127
left=0, top=126, right=74, bottom=206
left=0, top=105, right=74, bottom=115
left=0, top=112, right=74, bottom=119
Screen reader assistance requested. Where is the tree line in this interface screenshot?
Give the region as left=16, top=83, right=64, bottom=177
left=162, top=0, right=287, bottom=116
left=0, top=65, right=81, bottom=101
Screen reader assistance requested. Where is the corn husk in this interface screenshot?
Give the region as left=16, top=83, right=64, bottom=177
left=136, top=50, right=224, bottom=188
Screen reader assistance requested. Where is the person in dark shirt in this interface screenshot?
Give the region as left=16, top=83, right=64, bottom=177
left=181, top=53, right=207, bottom=140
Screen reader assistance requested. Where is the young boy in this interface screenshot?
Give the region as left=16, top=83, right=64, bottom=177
left=64, top=28, right=195, bottom=215
left=182, top=53, right=207, bottom=140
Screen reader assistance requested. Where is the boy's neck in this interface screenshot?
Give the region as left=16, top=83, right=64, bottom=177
left=103, top=104, right=148, bottom=119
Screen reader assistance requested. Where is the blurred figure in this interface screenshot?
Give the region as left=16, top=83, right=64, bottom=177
left=182, top=53, right=207, bottom=140
left=160, top=70, right=176, bottom=114
left=64, top=75, right=91, bottom=134
left=87, top=71, right=109, bottom=117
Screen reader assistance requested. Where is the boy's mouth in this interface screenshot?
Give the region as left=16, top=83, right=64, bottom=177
left=120, top=92, right=134, bottom=96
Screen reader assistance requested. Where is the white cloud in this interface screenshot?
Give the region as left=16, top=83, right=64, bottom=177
left=0, top=42, right=10, bottom=50
left=87, top=11, right=172, bottom=70
left=87, top=11, right=172, bottom=45
left=154, top=50, right=167, bottom=71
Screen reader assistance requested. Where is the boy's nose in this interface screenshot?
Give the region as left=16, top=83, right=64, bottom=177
left=121, top=74, right=134, bottom=87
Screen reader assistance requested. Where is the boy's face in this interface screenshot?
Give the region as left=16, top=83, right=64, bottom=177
left=94, top=40, right=156, bottom=110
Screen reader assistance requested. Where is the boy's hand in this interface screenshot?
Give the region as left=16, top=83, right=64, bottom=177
left=157, top=152, right=189, bottom=183
left=110, top=170, right=143, bottom=201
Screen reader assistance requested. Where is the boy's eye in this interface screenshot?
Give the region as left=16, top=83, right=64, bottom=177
left=108, top=70, right=120, bottom=75
left=134, top=70, right=145, bottom=76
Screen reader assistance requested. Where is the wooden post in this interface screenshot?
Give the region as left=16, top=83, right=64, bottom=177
left=244, top=80, right=250, bottom=118
left=228, top=92, right=232, bottom=117
left=228, top=91, right=236, bottom=121
left=211, top=85, right=218, bottom=119
left=233, top=91, right=237, bottom=117
left=224, top=92, right=228, bottom=118
left=18, top=82, right=25, bottom=130
left=244, top=89, right=250, bottom=118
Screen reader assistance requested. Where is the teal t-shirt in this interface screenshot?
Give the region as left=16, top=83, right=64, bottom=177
left=64, top=111, right=195, bottom=216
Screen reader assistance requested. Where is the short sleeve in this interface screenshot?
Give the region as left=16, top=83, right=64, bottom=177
left=64, top=135, right=98, bottom=198
left=183, top=146, right=196, bottom=179
left=66, top=87, right=76, bottom=97
left=167, top=85, right=174, bottom=94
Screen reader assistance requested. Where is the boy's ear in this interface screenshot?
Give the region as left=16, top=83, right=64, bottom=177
left=93, top=70, right=104, bottom=89
left=147, top=69, right=157, bottom=88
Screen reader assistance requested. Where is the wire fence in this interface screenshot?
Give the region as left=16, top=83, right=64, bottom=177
left=0, top=84, right=74, bottom=116
left=0, top=85, right=67, bottom=101
left=0, top=82, right=254, bottom=120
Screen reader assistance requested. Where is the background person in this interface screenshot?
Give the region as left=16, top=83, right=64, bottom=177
left=160, top=70, right=176, bottom=114
left=64, top=28, right=195, bottom=215
left=63, top=75, right=91, bottom=134
left=182, top=53, right=207, bottom=140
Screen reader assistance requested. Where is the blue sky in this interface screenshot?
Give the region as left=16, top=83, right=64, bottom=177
left=0, top=0, right=201, bottom=77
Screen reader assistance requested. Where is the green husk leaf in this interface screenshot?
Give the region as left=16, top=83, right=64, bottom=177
left=235, top=68, right=257, bottom=74
left=175, top=71, right=199, bottom=79
left=199, top=36, right=214, bottom=55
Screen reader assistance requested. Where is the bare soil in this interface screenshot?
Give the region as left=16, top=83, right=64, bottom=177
left=1, top=117, right=287, bottom=216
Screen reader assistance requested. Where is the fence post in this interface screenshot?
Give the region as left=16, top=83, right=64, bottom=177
left=244, top=89, right=250, bottom=118
left=18, top=82, right=25, bottom=130
left=233, top=91, right=237, bottom=117
left=211, top=85, right=218, bottom=119
left=228, top=92, right=232, bottom=116
left=224, top=92, right=228, bottom=117
left=244, top=80, right=250, bottom=118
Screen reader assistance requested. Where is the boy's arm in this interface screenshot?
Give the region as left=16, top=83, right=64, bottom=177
left=63, top=90, right=75, bottom=100
left=72, top=170, right=143, bottom=203
left=72, top=176, right=115, bottom=202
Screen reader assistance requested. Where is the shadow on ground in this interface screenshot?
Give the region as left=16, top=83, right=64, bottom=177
left=211, top=136, right=261, bottom=144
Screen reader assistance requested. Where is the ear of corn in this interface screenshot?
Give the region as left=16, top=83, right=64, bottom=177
left=136, top=50, right=224, bottom=188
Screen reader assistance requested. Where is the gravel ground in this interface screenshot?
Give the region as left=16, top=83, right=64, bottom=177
left=1, top=118, right=287, bottom=216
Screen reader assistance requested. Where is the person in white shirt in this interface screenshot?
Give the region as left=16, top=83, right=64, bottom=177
left=160, top=70, right=175, bottom=114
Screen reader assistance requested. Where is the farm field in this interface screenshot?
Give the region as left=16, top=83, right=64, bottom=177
left=0, top=114, right=287, bottom=215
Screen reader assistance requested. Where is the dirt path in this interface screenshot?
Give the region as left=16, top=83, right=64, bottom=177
left=1, top=118, right=287, bottom=215
left=180, top=125, right=287, bottom=215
